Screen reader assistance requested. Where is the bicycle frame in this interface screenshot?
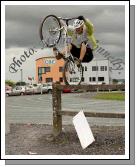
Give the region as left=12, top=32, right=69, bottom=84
left=58, top=17, right=76, bottom=60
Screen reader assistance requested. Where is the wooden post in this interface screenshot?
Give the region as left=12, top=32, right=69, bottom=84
left=52, top=82, right=62, bottom=136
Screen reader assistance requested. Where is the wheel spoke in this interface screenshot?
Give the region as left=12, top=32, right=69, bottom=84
left=40, top=15, right=61, bottom=47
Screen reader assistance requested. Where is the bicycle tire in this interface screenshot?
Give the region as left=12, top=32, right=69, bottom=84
left=63, top=57, right=83, bottom=85
left=39, top=15, right=62, bottom=47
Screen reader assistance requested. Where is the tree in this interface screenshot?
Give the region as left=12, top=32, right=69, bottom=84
left=112, top=79, right=118, bottom=84
left=5, top=80, right=16, bottom=87
left=16, top=81, right=26, bottom=86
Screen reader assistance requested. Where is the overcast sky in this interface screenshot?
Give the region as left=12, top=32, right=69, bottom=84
left=5, top=5, right=125, bottom=82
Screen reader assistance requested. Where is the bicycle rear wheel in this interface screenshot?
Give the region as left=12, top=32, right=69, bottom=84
left=39, top=15, right=61, bottom=47
left=63, top=57, right=83, bottom=85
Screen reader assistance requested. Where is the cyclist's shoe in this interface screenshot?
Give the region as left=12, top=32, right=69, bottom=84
left=53, top=47, right=64, bottom=60
left=75, top=59, right=81, bottom=68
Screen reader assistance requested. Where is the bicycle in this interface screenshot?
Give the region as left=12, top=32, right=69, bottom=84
left=39, top=14, right=84, bottom=85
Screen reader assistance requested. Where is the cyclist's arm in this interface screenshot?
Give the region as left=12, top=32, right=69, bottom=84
left=84, top=19, right=94, bottom=35
left=59, top=19, right=74, bottom=38
left=84, top=19, right=98, bottom=50
left=88, top=34, right=98, bottom=50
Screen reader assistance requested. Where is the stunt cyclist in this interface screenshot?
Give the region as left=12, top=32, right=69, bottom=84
left=53, top=15, right=98, bottom=67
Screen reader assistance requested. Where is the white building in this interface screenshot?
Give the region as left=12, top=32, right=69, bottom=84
left=81, top=58, right=111, bottom=85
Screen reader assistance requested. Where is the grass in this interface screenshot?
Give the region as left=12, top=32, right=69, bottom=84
left=93, top=92, right=125, bottom=101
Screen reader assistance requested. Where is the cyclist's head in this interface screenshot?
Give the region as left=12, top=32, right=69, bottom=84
left=73, top=19, right=84, bottom=34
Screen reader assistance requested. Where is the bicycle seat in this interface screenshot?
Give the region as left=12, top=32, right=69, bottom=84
left=58, top=17, right=77, bottom=21
left=63, top=18, right=72, bottom=21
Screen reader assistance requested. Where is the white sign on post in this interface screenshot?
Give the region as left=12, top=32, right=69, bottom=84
left=73, top=110, right=95, bottom=149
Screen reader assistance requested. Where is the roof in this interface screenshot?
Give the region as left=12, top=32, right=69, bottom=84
left=35, top=56, right=55, bottom=61
left=92, top=58, right=109, bottom=61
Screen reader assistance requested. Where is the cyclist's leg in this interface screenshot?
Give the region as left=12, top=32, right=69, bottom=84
left=53, top=44, right=72, bottom=60
left=82, top=47, right=94, bottom=62
left=70, top=44, right=80, bottom=59
left=61, top=43, right=72, bottom=55
left=70, top=44, right=81, bottom=67
left=69, top=41, right=88, bottom=66
left=53, top=47, right=64, bottom=60
left=79, top=42, right=87, bottom=61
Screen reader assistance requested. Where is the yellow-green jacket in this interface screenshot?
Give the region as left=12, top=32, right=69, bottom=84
left=67, top=19, right=98, bottom=50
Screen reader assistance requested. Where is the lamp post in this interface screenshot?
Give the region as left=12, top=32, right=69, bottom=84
left=20, top=69, right=23, bottom=85
left=96, top=59, right=98, bottom=85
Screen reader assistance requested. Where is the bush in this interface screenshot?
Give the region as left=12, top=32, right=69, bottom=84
left=112, top=79, right=118, bottom=84
left=5, top=80, right=16, bottom=87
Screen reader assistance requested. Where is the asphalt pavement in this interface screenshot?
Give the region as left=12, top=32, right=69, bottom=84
left=5, top=92, right=125, bottom=127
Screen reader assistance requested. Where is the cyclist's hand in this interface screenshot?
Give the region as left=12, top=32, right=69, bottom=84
left=77, top=16, right=86, bottom=21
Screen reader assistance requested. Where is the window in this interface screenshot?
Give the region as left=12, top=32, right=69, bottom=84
left=41, top=68, right=44, bottom=73
left=92, top=66, right=98, bottom=71
left=38, top=67, right=42, bottom=74
left=98, top=77, right=104, bottom=81
left=89, top=77, right=96, bottom=82
left=15, top=86, right=21, bottom=90
left=38, top=67, right=50, bottom=74
left=59, top=77, right=63, bottom=82
left=44, top=67, right=50, bottom=72
left=81, top=77, right=84, bottom=82
left=92, top=77, right=96, bottom=81
left=100, top=66, right=105, bottom=71
left=70, top=78, right=80, bottom=82
left=33, top=84, right=37, bottom=87
left=38, top=75, right=42, bottom=82
left=85, top=66, right=87, bottom=71
left=59, top=67, right=63, bottom=72
left=100, top=66, right=107, bottom=71
left=46, top=78, right=53, bottom=83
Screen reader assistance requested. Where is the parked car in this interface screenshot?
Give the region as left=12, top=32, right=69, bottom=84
left=6, top=86, right=26, bottom=97
left=6, top=88, right=19, bottom=97
left=33, top=85, right=42, bottom=94
left=63, top=88, right=72, bottom=93
left=5, top=83, right=53, bottom=96
left=5, top=85, right=12, bottom=91
left=25, top=85, right=35, bottom=95
left=25, top=83, right=53, bottom=95
left=32, top=83, right=52, bottom=94
left=24, top=84, right=41, bottom=95
left=62, top=87, right=81, bottom=93
left=14, top=86, right=26, bottom=95
left=42, top=83, right=52, bottom=94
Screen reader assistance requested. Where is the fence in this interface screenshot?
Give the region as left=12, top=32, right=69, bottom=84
left=52, top=82, right=125, bottom=136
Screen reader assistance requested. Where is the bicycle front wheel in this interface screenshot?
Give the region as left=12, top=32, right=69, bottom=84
left=39, top=15, right=61, bottom=47
left=63, top=57, right=83, bottom=85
